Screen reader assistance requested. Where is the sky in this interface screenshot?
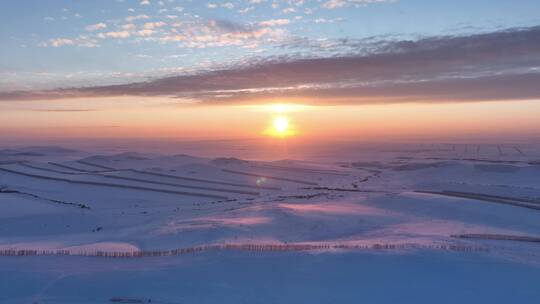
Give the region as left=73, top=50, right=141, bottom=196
left=1, top=0, right=540, bottom=143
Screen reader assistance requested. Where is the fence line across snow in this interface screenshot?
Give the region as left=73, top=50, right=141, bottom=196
left=0, top=242, right=489, bottom=258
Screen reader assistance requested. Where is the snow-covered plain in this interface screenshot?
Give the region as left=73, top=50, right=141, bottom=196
left=0, top=143, right=539, bottom=303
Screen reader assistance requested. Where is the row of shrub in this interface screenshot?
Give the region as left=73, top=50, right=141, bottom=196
left=0, top=242, right=489, bottom=258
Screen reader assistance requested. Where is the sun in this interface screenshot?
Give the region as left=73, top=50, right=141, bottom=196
left=266, top=115, right=295, bottom=138
left=273, top=116, right=289, bottom=134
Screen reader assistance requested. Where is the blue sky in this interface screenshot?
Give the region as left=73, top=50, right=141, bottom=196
left=2, top=0, right=540, bottom=91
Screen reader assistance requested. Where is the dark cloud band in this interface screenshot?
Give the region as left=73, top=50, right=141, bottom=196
left=2, top=25, right=540, bottom=105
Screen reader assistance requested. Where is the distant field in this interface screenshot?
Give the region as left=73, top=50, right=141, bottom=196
left=0, top=144, right=539, bottom=303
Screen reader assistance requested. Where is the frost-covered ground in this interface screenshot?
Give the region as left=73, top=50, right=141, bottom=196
left=0, top=143, right=539, bottom=303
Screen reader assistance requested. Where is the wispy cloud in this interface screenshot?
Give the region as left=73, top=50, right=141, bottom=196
left=85, top=23, right=107, bottom=32
left=258, top=19, right=290, bottom=27
left=30, top=109, right=98, bottom=112
left=155, top=19, right=287, bottom=48
left=5, top=26, right=540, bottom=105
left=98, top=31, right=131, bottom=39
left=47, top=38, right=74, bottom=47
left=125, top=14, right=150, bottom=22
left=322, top=0, right=395, bottom=9
left=142, top=21, right=166, bottom=29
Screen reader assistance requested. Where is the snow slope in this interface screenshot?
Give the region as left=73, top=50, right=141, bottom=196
left=0, top=144, right=539, bottom=303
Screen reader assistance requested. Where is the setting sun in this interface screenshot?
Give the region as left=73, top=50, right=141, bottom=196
left=266, top=115, right=295, bottom=138
left=273, top=116, right=289, bottom=133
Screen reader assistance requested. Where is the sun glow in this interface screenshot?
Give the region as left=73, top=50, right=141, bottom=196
left=273, top=116, right=289, bottom=133
left=266, top=115, right=295, bottom=138
left=237, top=103, right=314, bottom=113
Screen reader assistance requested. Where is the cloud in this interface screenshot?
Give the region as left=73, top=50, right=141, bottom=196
left=85, top=22, right=107, bottom=32
left=322, top=0, right=394, bottom=9
left=5, top=26, right=540, bottom=105
left=206, top=73, right=540, bottom=104
left=136, top=29, right=155, bottom=36
left=44, top=38, right=74, bottom=47
left=222, top=2, right=235, bottom=9
left=239, top=7, right=254, bottom=14
left=125, top=14, right=150, bottom=22
left=98, top=31, right=131, bottom=39
left=156, top=19, right=287, bottom=48
left=314, top=17, right=343, bottom=24
left=30, top=109, right=98, bottom=112
left=39, top=36, right=99, bottom=48
left=208, top=19, right=251, bottom=33
left=322, top=0, right=346, bottom=8
left=142, top=21, right=166, bottom=29
left=122, top=23, right=136, bottom=30
left=35, top=10, right=291, bottom=51
left=258, top=19, right=290, bottom=27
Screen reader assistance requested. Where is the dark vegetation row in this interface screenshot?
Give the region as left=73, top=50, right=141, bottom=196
left=250, top=164, right=350, bottom=176
left=13, top=162, right=265, bottom=195
left=222, top=169, right=319, bottom=186
left=49, top=159, right=281, bottom=191
left=0, top=167, right=227, bottom=199
left=452, top=234, right=540, bottom=243
left=0, top=242, right=489, bottom=258
left=301, top=187, right=383, bottom=193
left=100, top=174, right=260, bottom=196
left=0, top=187, right=90, bottom=209
left=48, top=162, right=111, bottom=173
left=415, top=190, right=540, bottom=211
left=130, top=169, right=281, bottom=191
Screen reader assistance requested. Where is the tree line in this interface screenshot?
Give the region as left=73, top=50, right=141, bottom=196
left=0, top=242, right=489, bottom=258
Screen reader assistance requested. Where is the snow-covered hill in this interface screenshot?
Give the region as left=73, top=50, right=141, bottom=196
left=1, top=144, right=539, bottom=303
